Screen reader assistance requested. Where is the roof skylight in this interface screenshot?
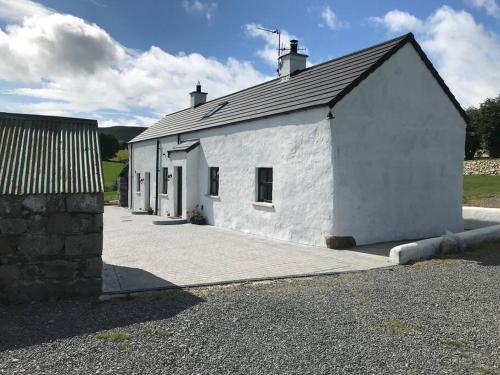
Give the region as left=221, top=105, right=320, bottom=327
left=202, top=101, right=228, bottom=119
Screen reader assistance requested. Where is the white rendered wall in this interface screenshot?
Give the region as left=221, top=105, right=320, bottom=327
left=182, top=106, right=334, bottom=246
left=130, top=139, right=157, bottom=212
left=130, top=107, right=334, bottom=246
left=158, top=136, right=180, bottom=216
left=330, top=43, right=466, bottom=245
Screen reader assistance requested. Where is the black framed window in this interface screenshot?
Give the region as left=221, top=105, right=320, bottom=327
left=136, top=173, right=141, bottom=192
left=209, top=167, right=219, bottom=196
left=257, top=168, right=272, bottom=203
left=162, top=168, right=168, bottom=194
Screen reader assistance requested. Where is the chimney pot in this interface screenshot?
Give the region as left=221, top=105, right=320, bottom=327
left=290, top=40, right=298, bottom=54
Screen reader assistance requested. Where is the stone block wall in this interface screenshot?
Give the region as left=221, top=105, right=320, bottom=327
left=464, top=159, right=500, bottom=175
left=118, top=175, right=128, bottom=207
left=0, top=193, right=103, bottom=304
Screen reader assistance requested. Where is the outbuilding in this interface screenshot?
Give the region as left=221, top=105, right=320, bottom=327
left=128, top=33, right=467, bottom=248
left=0, top=113, right=104, bottom=303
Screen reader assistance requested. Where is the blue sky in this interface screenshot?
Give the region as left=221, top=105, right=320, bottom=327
left=0, top=0, right=499, bottom=127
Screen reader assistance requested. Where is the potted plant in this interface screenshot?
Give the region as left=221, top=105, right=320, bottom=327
left=187, top=204, right=206, bottom=225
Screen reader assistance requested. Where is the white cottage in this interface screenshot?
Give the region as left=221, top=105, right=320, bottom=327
left=128, top=33, right=467, bottom=248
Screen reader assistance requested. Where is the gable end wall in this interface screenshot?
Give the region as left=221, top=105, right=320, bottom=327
left=331, top=43, right=466, bottom=245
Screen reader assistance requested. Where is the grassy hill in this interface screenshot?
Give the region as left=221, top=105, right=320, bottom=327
left=98, top=126, right=147, bottom=144
left=102, top=161, right=126, bottom=203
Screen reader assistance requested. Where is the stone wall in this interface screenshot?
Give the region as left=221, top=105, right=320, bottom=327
left=464, top=159, right=500, bottom=176
left=0, top=193, right=103, bottom=304
left=118, top=176, right=128, bottom=207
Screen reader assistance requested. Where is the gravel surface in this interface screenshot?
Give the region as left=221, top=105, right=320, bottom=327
left=1, top=244, right=499, bottom=375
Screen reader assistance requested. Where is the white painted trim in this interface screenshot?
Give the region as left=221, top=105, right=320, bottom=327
left=205, top=194, right=220, bottom=200
left=252, top=201, right=274, bottom=209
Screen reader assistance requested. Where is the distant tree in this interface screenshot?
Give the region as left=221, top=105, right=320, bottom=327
left=477, top=95, right=500, bottom=158
left=465, top=107, right=481, bottom=160
left=99, top=133, right=120, bottom=160
left=468, top=95, right=500, bottom=158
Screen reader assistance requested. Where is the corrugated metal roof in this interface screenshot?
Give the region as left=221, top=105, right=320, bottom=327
left=131, top=32, right=467, bottom=144
left=131, top=34, right=408, bottom=143
left=0, top=112, right=103, bottom=195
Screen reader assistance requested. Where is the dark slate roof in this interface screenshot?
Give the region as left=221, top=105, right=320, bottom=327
left=0, top=112, right=103, bottom=195
left=131, top=33, right=467, bottom=143
left=167, top=140, right=200, bottom=156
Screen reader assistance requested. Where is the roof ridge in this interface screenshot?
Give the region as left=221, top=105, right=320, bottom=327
left=150, top=33, right=413, bottom=122
left=301, top=33, right=412, bottom=74
left=131, top=33, right=433, bottom=143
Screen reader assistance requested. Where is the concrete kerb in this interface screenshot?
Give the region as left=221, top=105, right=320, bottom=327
left=390, top=224, right=500, bottom=264
left=463, top=206, right=500, bottom=229
left=99, top=264, right=397, bottom=301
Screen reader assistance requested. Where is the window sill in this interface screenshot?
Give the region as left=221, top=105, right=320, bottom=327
left=159, top=194, right=169, bottom=199
left=252, top=201, right=274, bottom=209
left=206, top=194, right=220, bottom=200
left=135, top=192, right=141, bottom=195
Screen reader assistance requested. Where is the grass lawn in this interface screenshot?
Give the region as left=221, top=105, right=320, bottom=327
left=102, top=160, right=125, bottom=203
left=463, top=175, right=500, bottom=206
left=110, top=149, right=128, bottom=163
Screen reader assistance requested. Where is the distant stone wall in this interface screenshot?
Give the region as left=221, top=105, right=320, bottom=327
left=464, top=159, right=500, bottom=176
left=118, top=176, right=128, bottom=207
left=0, top=193, right=103, bottom=304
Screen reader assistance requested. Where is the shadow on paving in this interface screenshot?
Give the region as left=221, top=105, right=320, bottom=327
left=349, top=240, right=408, bottom=257
left=103, top=263, right=180, bottom=293
left=0, top=272, right=203, bottom=351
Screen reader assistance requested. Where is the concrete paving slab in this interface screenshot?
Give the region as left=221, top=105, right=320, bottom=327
left=102, top=206, right=396, bottom=293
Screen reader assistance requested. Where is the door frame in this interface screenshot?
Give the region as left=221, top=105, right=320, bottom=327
left=175, top=166, right=183, bottom=217
left=144, top=172, right=150, bottom=211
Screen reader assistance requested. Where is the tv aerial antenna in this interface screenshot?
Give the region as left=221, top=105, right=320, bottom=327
left=256, top=26, right=285, bottom=59
left=256, top=27, right=306, bottom=76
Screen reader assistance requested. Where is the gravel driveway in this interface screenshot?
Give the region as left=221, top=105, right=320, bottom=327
left=1, top=243, right=499, bottom=375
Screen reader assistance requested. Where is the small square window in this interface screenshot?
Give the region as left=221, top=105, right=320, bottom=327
left=257, top=168, right=272, bottom=203
left=209, top=167, right=219, bottom=196
left=162, top=167, right=168, bottom=194
left=136, top=173, right=141, bottom=192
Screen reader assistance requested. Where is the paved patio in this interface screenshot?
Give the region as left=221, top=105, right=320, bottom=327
left=102, top=207, right=396, bottom=293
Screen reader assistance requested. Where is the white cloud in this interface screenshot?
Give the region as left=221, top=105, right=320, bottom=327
left=369, top=10, right=423, bottom=33
left=0, top=13, right=125, bottom=81
left=0, top=0, right=52, bottom=22
left=245, top=23, right=304, bottom=66
left=465, top=0, right=500, bottom=18
left=370, top=6, right=500, bottom=108
left=320, top=6, right=348, bottom=30
left=0, top=2, right=270, bottom=126
left=182, top=0, right=217, bottom=21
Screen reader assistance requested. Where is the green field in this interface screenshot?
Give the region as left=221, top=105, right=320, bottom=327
left=463, top=175, right=500, bottom=205
left=110, top=149, right=128, bottom=163
left=102, top=161, right=125, bottom=203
